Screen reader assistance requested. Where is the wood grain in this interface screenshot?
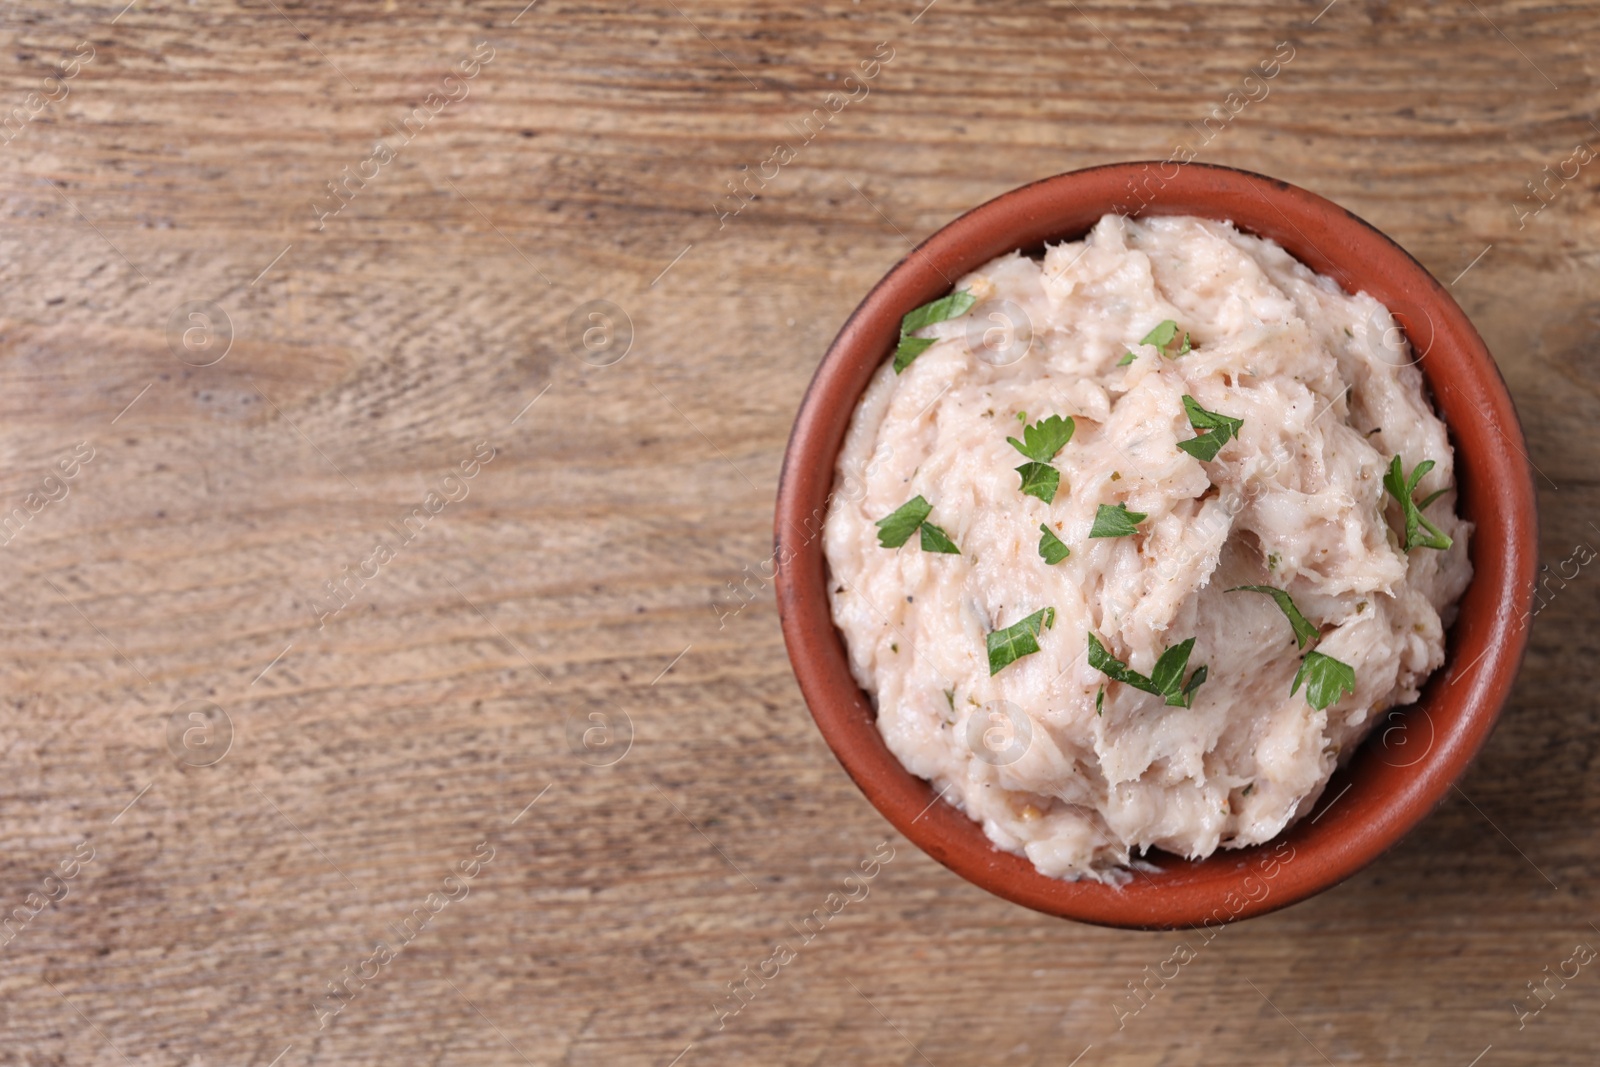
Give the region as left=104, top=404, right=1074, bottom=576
left=0, top=1, right=1595, bottom=1064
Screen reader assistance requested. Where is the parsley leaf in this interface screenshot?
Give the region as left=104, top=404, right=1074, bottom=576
left=1383, top=455, right=1452, bottom=552
left=1229, top=585, right=1319, bottom=649
left=1176, top=432, right=1226, bottom=463
left=874, top=496, right=932, bottom=548
left=1141, top=320, right=1179, bottom=348
left=1096, top=687, right=1104, bottom=715
left=1086, top=631, right=1208, bottom=708
left=1175, top=395, right=1245, bottom=462
left=1176, top=332, right=1192, bottom=357
left=1148, top=639, right=1193, bottom=694
left=1089, top=502, right=1147, bottom=538
left=987, top=607, right=1056, bottom=676
left=1015, top=462, right=1060, bottom=503
left=873, top=496, right=961, bottom=554
left=919, top=521, right=961, bottom=554
left=1007, top=414, right=1074, bottom=502
left=892, top=336, right=937, bottom=373
left=1007, top=415, right=1075, bottom=463
left=1086, top=632, right=1151, bottom=690
left=902, top=290, right=977, bottom=336
left=892, top=290, right=977, bottom=373
left=1181, top=396, right=1242, bottom=436
left=1120, top=320, right=1184, bottom=364
left=1291, top=651, right=1357, bottom=711
left=1230, top=586, right=1358, bottom=711
left=1038, top=524, right=1071, bottom=565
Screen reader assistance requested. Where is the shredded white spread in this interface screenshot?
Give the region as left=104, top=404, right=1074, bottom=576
left=823, top=214, right=1473, bottom=882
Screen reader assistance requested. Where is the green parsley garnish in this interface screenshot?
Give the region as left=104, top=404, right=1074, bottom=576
left=1096, top=687, right=1104, bottom=716
left=1086, top=632, right=1208, bottom=708
left=893, top=336, right=936, bottom=371
left=1118, top=320, right=1187, bottom=364
left=1142, top=320, right=1179, bottom=348
left=1007, top=414, right=1074, bottom=463
left=892, top=290, right=976, bottom=373
left=1230, top=585, right=1358, bottom=710
left=1229, top=585, right=1319, bottom=649
left=1015, top=463, right=1059, bottom=502
left=919, top=521, right=961, bottom=554
left=1175, top=395, right=1244, bottom=462
left=1007, top=414, right=1075, bottom=503
left=874, top=496, right=961, bottom=554
left=1292, top=651, right=1357, bottom=711
left=874, top=496, right=932, bottom=548
left=1382, top=455, right=1452, bottom=552
left=986, top=607, right=1056, bottom=676
left=1089, top=502, right=1147, bottom=538
left=1038, top=524, right=1071, bottom=565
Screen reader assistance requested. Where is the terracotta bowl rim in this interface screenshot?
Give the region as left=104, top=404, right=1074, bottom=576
left=773, top=161, right=1538, bottom=930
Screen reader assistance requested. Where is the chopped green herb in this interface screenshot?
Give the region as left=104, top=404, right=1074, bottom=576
left=1267, top=551, right=1282, bottom=571
left=1096, top=687, right=1104, bottom=716
left=986, top=607, right=1056, bottom=676
left=1181, top=396, right=1244, bottom=437
left=1007, top=414, right=1075, bottom=463
left=874, top=495, right=960, bottom=553
left=1176, top=433, right=1224, bottom=463
left=892, top=290, right=977, bottom=373
left=902, top=290, right=977, bottom=336
left=1089, top=502, right=1147, bottom=538
left=1086, top=631, right=1208, bottom=708
left=943, top=688, right=955, bottom=711
left=1141, top=320, right=1179, bottom=348
left=1175, top=395, right=1245, bottom=462
left=874, top=496, right=932, bottom=548
left=1086, top=632, right=1150, bottom=690
left=1176, top=332, right=1192, bottom=357
left=1382, top=455, right=1452, bottom=552
left=1007, top=414, right=1073, bottom=503
left=1291, top=651, right=1357, bottom=711
left=892, top=336, right=937, bottom=373
left=1038, top=524, right=1071, bottom=565
left=1120, top=320, right=1185, bottom=364
left=1015, top=462, right=1060, bottom=503
left=1229, top=585, right=1319, bottom=649
left=1149, top=640, right=1208, bottom=707
left=919, top=521, right=961, bottom=554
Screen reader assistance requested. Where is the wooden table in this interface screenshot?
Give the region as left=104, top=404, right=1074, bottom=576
left=0, top=1, right=1594, bottom=1063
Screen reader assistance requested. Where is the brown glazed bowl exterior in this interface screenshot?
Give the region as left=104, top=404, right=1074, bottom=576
left=773, top=162, right=1538, bottom=930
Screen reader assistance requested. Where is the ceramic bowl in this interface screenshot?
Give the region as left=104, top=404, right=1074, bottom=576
left=773, top=161, right=1538, bottom=929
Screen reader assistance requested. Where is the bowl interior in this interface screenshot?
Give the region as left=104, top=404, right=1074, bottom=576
left=774, top=162, right=1538, bottom=929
